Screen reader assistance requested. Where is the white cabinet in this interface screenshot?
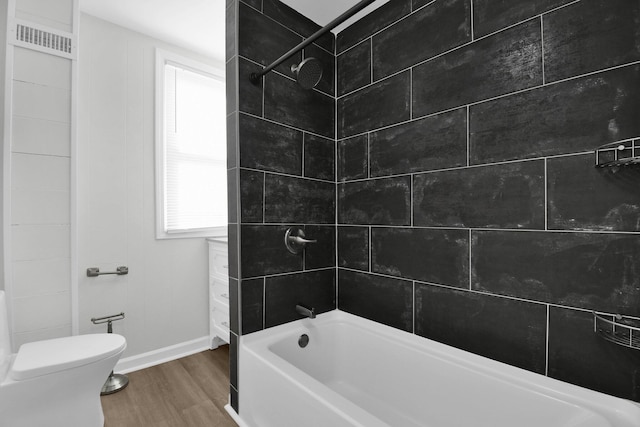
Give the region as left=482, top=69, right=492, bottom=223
left=208, top=237, right=229, bottom=348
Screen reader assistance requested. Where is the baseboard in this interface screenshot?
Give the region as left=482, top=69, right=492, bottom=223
left=225, top=403, right=248, bottom=427
left=115, top=336, right=211, bottom=374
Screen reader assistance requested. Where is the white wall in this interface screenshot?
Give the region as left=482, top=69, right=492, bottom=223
left=77, top=13, right=215, bottom=358
left=8, top=0, right=74, bottom=348
left=0, top=0, right=8, bottom=292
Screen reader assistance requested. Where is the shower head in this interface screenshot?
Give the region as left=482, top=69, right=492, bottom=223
left=291, top=57, right=323, bottom=90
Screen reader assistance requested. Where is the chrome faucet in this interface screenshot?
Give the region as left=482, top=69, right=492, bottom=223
left=296, top=304, right=316, bottom=319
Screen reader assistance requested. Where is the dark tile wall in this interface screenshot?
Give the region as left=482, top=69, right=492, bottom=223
left=227, top=0, right=336, bottom=414
left=336, top=0, right=640, bottom=402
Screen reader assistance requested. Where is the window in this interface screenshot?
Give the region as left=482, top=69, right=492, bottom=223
left=155, top=49, right=226, bottom=239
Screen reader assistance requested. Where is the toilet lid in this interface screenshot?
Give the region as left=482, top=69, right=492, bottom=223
left=10, top=333, right=126, bottom=381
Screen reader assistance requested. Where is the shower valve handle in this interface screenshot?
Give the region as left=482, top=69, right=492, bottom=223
left=284, top=227, right=316, bottom=254
left=288, top=235, right=317, bottom=245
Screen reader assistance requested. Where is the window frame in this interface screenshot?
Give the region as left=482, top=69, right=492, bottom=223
left=154, top=48, right=227, bottom=239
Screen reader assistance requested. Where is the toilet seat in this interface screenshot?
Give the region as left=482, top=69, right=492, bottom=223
left=10, top=333, right=126, bottom=381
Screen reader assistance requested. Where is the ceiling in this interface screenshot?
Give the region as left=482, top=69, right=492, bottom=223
left=79, top=0, right=389, bottom=62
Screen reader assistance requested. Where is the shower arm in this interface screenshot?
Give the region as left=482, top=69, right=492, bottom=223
left=249, top=0, right=376, bottom=85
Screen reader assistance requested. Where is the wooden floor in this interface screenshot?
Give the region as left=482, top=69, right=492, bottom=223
left=102, top=346, right=237, bottom=427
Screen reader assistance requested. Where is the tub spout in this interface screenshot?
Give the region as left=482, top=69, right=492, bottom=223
left=296, top=304, right=316, bottom=319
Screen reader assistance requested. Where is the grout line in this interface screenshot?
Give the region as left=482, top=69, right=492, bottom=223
left=466, top=105, right=470, bottom=166
left=468, top=229, right=472, bottom=290
left=368, top=226, right=372, bottom=272
left=409, top=67, right=413, bottom=120
left=412, top=281, right=416, bottom=334
left=470, top=0, right=474, bottom=40
left=262, top=171, right=266, bottom=223
left=545, top=304, right=550, bottom=376
left=240, top=166, right=335, bottom=184
left=540, top=16, right=546, bottom=85
left=544, top=159, right=548, bottom=230
left=367, top=133, right=371, bottom=178
left=301, top=133, right=305, bottom=177
left=262, top=277, right=266, bottom=330
left=410, top=176, right=414, bottom=226
left=370, top=37, right=374, bottom=84
left=239, top=110, right=334, bottom=142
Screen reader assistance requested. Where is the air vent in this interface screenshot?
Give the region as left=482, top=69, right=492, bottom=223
left=10, top=19, right=76, bottom=59
left=16, top=23, right=72, bottom=54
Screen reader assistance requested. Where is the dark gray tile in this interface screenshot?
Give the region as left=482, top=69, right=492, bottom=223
left=303, top=43, right=335, bottom=97
left=265, top=269, right=336, bottom=328
left=337, top=39, right=371, bottom=97
left=229, top=278, right=239, bottom=334
left=338, top=269, right=413, bottom=332
left=230, top=386, right=239, bottom=414
left=338, top=176, right=411, bottom=225
left=338, top=135, right=368, bottom=182
left=415, top=284, right=547, bottom=374
left=304, top=134, right=334, bottom=181
left=238, top=57, right=263, bottom=116
left=240, top=225, right=302, bottom=278
left=264, top=72, right=335, bottom=138
left=238, top=2, right=302, bottom=76
left=473, top=0, right=573, bottom=38
left=548, top=307, right=640, bottom=402
left=304, top=225, right=336, bottom=270
left=413, top=160, right=545, bottom=229
left=548, top=153, right=640, bottom=232
left=226, top=57, right=238, bottom=115
left=373, top=0, right=471, bottom=80
left=544, top=0, right=640, bottom=82
left=227, top=113, right=237, bottom=169
left=412, top=19, right=542, bottom=118
left=226, top=0, right=237, bottom=62
left=338, top=226, right=369, bottom=271
left=228, top=224, right=238, bottom=279
left=228, top=168, right=239, bottom=223
left=262, top=0, right=333, bottom=53
left=338, top=71, right=410, bottom=139
left=229, top=333, right=238, bottom=388
left=241, top=277, right=264, bottom=334
left=470, top=65, right=640, bottom=164
left=239, top=114, right=303, bottom=174
left=239, top=169, right=263, bottom=223
left=472, top=230, right=640, bottom=315
left=370, top=108, right=467, bottom=177
left=240, top=0, right=261, bottom=10
left=337, top=0, right=412, bottom=54
left=372, top=227, right=469, bottom=288
left=264, top=175, right=335, bottom=224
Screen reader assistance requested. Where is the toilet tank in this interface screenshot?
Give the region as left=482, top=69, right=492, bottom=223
left=0, top=291, right=12, bottom=379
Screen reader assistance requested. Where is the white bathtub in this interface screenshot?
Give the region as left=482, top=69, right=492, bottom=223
left=237, top=310, right=640, bottom=427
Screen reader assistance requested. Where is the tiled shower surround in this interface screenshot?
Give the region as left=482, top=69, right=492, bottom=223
left=226, top=0, right=640, bottom=412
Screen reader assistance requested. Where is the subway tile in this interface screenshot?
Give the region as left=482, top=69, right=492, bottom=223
left=241, top=278, right=264, bottom=334
left=548, top=307, right=640, bottom=401
left=264, top=175, right=335, bottom=224
left=240, top=225, right=302, bottom=278
left=264, top=72, right=335, bottom=139
left=338, top=71, right=410, bottom=139
left=412, top=19, right=542, bottom=118
left=239, top=114, right=303, bottom=175
left=473, top=0, right=573, bottom=38
left=304, top=225, right=336, bottom=270
left=265, top=269, right=336, bottom=328
left=238, top=57, right=263, bottom=116
left=548, top=153, right=640, bottom=232
left=413, top=160, right=545, bottom=229
left=369, top=108, right=467, bottom=177
left=303, top=43, right=335, bottom=97
left=227, top=113, right=237, bottom=169
left=225, top=0, right=236, bottom=62
left=338, top=176, right=411, bottom=225
left=304, top=134, right=334, bottom=181
left=238, top=2, right=302, bottom=76
left=338, top=269, right=413, bottom=332
left=544, top=0, right=640, bottom=83
left=415, top=284, right=547, bottom=374
left=262, top=0, right=334, bottom=53
left=337, top=0, right=412, bottom=54
left=337, top=135, right=368, bottom=182
left=372, top=227, right=469, bottom=288
left=470, top=65, right=640, bottom=164
left=373, top=0, right=471, bottom=80
left=239, top=169, right=263, bottom=223
left=338, top=226, right=369, bottom=271
left=472, top=231, right=640, bottom=316
left=337, top=39, right=371, bottom=96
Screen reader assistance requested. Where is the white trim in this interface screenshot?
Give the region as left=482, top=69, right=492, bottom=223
left=114, top=336, right=210, bottom=374
left=70, top=0, right=79, bottom=335
left=154, top=48, right=225, bottom=240
left=225, top=404, right=248, bottom=427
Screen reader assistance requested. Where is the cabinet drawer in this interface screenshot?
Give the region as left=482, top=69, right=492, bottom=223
left=209, top=250, right=229, bottom=278
left=211, top=276, right=230, bottom=303
left=212, top=304, right=229, bottom=325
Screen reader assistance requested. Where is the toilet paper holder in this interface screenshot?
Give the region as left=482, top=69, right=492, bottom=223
left=91, top=312, right=128, bottom=394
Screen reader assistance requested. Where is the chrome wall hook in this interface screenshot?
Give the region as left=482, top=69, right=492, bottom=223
left=284, top=227, right=316, bottom=254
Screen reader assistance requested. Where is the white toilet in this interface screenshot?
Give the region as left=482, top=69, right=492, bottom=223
left=0, top=291, right=126, bottom=427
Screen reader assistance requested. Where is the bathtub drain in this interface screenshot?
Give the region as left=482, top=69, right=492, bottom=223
left=298, top=334, right=309, bottom=348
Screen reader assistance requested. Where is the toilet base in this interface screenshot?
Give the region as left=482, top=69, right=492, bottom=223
left=101, top=372, right=129, bottom=395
